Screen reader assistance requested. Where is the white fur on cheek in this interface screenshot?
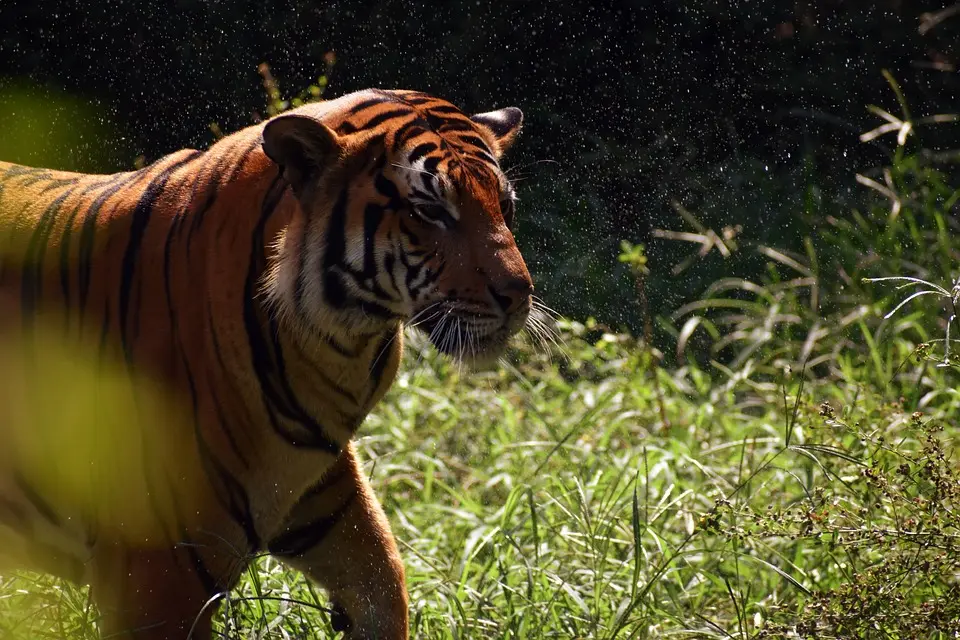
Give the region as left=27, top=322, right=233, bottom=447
left=345, top=227, right=366, bottom=271
left=261, top=225, right=300, bottom=314
left=299, top=216, right=327, bottom=314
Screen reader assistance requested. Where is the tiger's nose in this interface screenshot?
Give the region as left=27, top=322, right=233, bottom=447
left=488, top=279, right=534, bottom=316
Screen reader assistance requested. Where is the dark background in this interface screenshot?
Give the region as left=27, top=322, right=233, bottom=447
left=2, top=0, right=959, bottom=343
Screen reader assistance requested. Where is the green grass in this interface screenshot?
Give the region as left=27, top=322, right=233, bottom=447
left=3, top=317, right=960, bottom=639
left=4, top=74, right=960, bottom=640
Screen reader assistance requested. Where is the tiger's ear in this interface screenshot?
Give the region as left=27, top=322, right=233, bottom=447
left=262, top=114, right=342, bottom=196
left=470, top=107, right=523, bottom=157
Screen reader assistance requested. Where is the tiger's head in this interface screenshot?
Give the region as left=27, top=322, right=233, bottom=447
left=260, top=89, right=533, bottom=364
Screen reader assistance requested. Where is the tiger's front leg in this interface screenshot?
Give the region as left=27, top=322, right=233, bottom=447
left=268, top=442, right=408, bottom=639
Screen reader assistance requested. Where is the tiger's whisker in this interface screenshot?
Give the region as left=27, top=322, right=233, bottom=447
left=390, top=162, right=439, bottom=180
left=504, top=158, right=561, bottom=176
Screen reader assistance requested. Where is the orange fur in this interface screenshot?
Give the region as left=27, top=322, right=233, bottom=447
left=0, top=88, right=532, bottom=639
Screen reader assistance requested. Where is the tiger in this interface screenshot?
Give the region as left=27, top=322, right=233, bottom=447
left=0, top=88, right=533, bottom=639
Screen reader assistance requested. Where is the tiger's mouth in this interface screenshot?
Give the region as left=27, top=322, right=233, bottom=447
left=410, top=302, right=517, bottom=365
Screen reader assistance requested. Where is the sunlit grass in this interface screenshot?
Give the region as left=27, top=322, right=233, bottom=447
left=2, top=319, right=958, bottom=639
left=2, top=74, right=960, bottom=639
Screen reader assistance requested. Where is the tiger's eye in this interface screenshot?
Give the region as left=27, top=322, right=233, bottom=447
left=500, top=199, right=515, bottom=229
left=411, top=203, right=453, bottom=228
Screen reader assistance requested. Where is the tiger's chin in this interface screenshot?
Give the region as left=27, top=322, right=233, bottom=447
left=438, top=339, right=505, bottom=369
left=419, top=324, right=515, bottom=371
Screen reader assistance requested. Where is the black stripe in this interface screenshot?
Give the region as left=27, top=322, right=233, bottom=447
left=362, top=203, right=384, bottom=278
left=402, top=248, right=425, bottom=296
left=74, top=174, right=143, bottom=319
left=386, top=90, right=429, bottom=101
left=369, top=329, right=398, bottom=392
left=18, top=171, right=54, bottom=188
left=0, top=165, right=42, bottom=181
left=20, top=185, right=81, bottom=325
left=322, top=332, right=358, bottom=358
left=468, top=148, right=499, bottom=165
left=243, top=177, right=341, bottom=452
left=206, top=306, right=252, bottom=468
left=38, top=177, right=82, bottom=193
left=13, top=472, right=60, bottom=527
left=162, top=162, right=209, bottom=384
left=393, top=122, right=429, bottom=149
left=383, top=252, right=401, bottom=299
left=298, top=463, right=351, bottom=500
left=323, top=270, right=347, bottom=308
left=365, top=134, right=388, bottom=176
left=152, top=147, right=242, bottom=479
left=194, top=418, right=260, bottom=552
left=0, top=496, right=29, bottom=529
left=349, top=97, right=390, bottom=113
left=397, top=94, right=435, bottom=106
left=358, top=108, right=413, bottom=131
left=426, top=105, right=464, bottom=116
left=169, top=293, right=260, bottom=552
left=180, top=535, right=224, bottom=595
left=408, top=251, right=440, bottom=290
left=412, top=203, right=456, bottom=228
left=409, top=188, right=439, bottom=203
left=266, top=494, right=355, bottom=557
left=119, top=152, right=203, bottom=362
left=422, top=157, right=442, bottom=189
left=390, top=116, right=427, bottom=142
left=162, top=147, right=241, bottom=358
left=451, top=134, right=495, bottom=156
left=357, top=298, right=398, bottom=319
left=53, top=175, right=124, bottom=311
left=320, top=188, right=355, bottom=309
left=208, top=374, right=252, bottom=468
left=398, top=219, right=421, bottom=246
left=188, top=141, right=257, bottom=238
left=293, top=224, right=310, bottom=316
left=293, top=333, right=362, bottom=407
left=406, top=142, right=438, bottom=165
left=0, top=166, right=46, bottom=203
left=271, top=307, right=347, bottom=445
left=373, top=172, right=402, bottom=206
left=407, top=268, right=431, bottom=300
left=436, top=119, right=475, bottom=133
left=323, top=188, right=348, bottom=269
left=151, top=220, right=260, bottom=553
left=159, top=455, right=221, bottom=592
